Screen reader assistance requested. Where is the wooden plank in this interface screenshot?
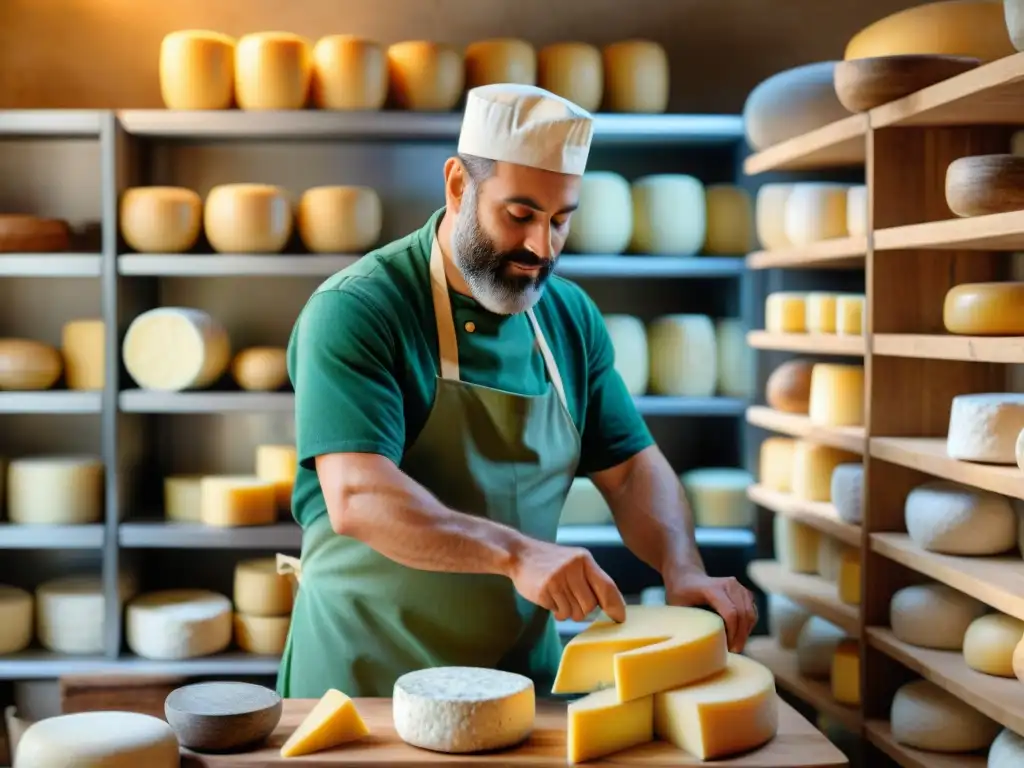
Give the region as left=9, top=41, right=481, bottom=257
left=746, top=238, right=865, bottom=270
left=747, top=560, right=860, bottom=638
left=747, top=332, right=865, bottom=356
left=864, top=720, right=987, bottom=768
left=874, top=210, right=1024, bottom=251
left=743, top=115, right=867, bottom=175
left=746, top=407, right=865, bottom=454
left=747, top=485, right=861, bottom=547
left=872, top=334, right=1024, bottom=364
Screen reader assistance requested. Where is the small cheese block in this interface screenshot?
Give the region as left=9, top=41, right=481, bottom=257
left=963, top=613, right=1024, bottom=677
left=159, top=30, right=236, bottom=110
left=774, top=516, right=820, bottom=573
left=808, top=363, right=865, bottom=427
left=14, top=711, right=179, bottom=768
left=836, top=294, right=865, bottom=335
left=830, top=463, right=864, bottom=524
left=393, top=667, right=534, bottom=753
left=765, top=292, right=807, bottom=333
left=553, top=605, right=728, bottom=702
left=36, top=575, right=134, bottom=655
left=559, top=477, right=613, bottom=525
left=603, top=314, right=648, bottom=395
left=784, top=183, right=850, bottom=245
left=943, top=281, right=1024, bottom=335
left=830, top=638, right=860, bottom=705
left=890, top=583, right=987, bottom=650
left=890, top=679, right=1000, bottom=752
left=817, top=536, right=844, bottom=583
left=464, top=38, right=536, bottom=88
left=743, top=62, right=850, bottom=150
left=386, top=41, right=463, bottom=111
left=601, top=40, right=668, bottom=113
left=126, top=589, right=233, bottom=660
left=204, top=183, right=293, bottom=254
left=164, top=474, right=202, bottom=522
left=653, top=653, right=778, bottom=760
left=235, top=32, right=312, bottom=110
left=537, top=42, right=603, bottom=112
left=646, top=314, right=717, bottom=397
left=123, top=307, right=231, bottom=391
left=796, top=616, right=846, bottom=679
left=767, top=593, right=810, bottom=649
left=629, top=175, right=706, bottom=256
left=766, top=359, right=814, bottom=413
left=119, top=186, right=202, bottom=253
left=234, top=557, right=294, bottom=616
left=759, top=437, right=796, bottom=493
left=280, top=688, right=370, bottom=758
left=0, top=338, right=63, bottom=391
left=566, top=687, right=652, bottom=764
left=990, top=728, right=1024, bottom=768
left=846, top=185, right=868, bottom=237
left=564, top=172, right=633, bottom=255
left=715, top=318, right=755, bottom=398
left=948, top=393, right=1024, bottom=464
left=806, top=293, right=838, bottom=334
left=296, top=185, right=382, bottom=253
left=681, top=467, right=755, bottom=528
left=7, top=455, right=104, bottom=525
left=235, top=613, right=290, bottom=655
left=200, top=475, right=277, bottom=527
left=792, top=441, right=858, bottom=502
left=61, top=319, right=104, bottom=390
left=231, top=347, right=288, bottom=391
left=755, top=184, right=794, bottom=249
left=0, top=586, right=32, bottom=655
left=310, top=35, right=387, bottom=110
left=256, top=444, right=297, bottom=511
left=837, top=547, right=860, bottom=605
left=703, top=185, right=754, bottom=255
left=905, top=479, right=1018, bottom=555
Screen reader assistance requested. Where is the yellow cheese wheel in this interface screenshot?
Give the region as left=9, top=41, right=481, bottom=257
left=296, top=186, right=382, bottom=253
left=159, top=30, right=236, bottom=110
left=704, top=185, right=753, bottom=254
left=120, top=186, right=202, bottom=254
left=387, top=41, right=464, bottom=111
left=235, top=32, right=313, bottom=110
left=601, top=40, right=669, bottom=113
left=743, top=62, right=850, bottom=151
left=943, top=282, right=1024, bottom=335
left=755, top=184, right=794, bottom=250
left=61, top=319, right=104, bottom=391
left=311, top=35, right=388, bottom=110
left=759, top=437, right=796, bottom=493
left=204, top=184, right=293, bottom=254
left=0, top=339, right=62, bottom=391
left=630, top=175, right=706, bottom=256
left=464, top=38, right=537, bottom=88
left=231, top=347, right=287, bottom=391
left=537, top=43, right=603, bottom=113
left=235, top=613, right=290, bottom=654
left=766, top=360, right=814, bottom=414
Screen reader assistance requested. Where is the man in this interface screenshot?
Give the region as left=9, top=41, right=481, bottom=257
left=276, top=83, right=757, bottom=700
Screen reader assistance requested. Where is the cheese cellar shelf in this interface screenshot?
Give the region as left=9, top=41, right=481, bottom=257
left=0, top=109, right=104, bottom=138
left=0, top=392, right=102, bottom=414
left=875, top=210, right=1024, bottom=251
left=746, top=238, right=865, bottom=270
left=746, top=406, right=865, bottom=454
left=742, top=115, right=868, bottom=175
left=746, top=485, right=859, bottom=546
left=746, top=331, right=865, bottom=356
left=0, top=524, right=104, bottom=549
left=865, top=721, right=987, bottom=768
left=869, top=437, right=1024, bottom=499
left=0, top=254, right=102, bottom=277
left=747, top=560, right=859, bottom=638
left=873, top=334, right=1024, bottom=364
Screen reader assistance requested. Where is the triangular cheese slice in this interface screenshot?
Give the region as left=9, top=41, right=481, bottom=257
left=280, top=688, right=370, bottom=758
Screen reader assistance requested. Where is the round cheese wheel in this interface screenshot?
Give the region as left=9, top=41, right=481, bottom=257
left=234, top=557, right=293, bottom=616
left=296, top=185, right=382, bottom=253
left=890, top=582, right=987, bottom=650
left=464, top=38, right=537, bottom=88
left=235, top=32, right=312, bottom=110
left=0, top=214, right=70, bottom=253
left=537, top=42, right=603, bottom=113
left=602, top=314, right=648, bottom=395
left=716, top=318, right=755, bottom=399
left=808, top=363, right=865, bottom=427
left=231, top=346, right=287, bottom=391
left=947, top=392, right=1024, bottom=464
left=0, top=339, right=62, bottom=391
left=646, top=314, right=717, bottom=397
left=164, top=475, right=202, bottom=522
left=755, top=183, right=794, bottom=250
left=36, top=575, right=134, bottom=654
left=681, top=467, right=755, bottom=528
left=890, top=679, right=1000, bottom=752
left=765, top=359, right=814, bottom=414
left=905, top=479, right=1018, bottom=555
left=386, top=41, right=463, bottom=111
left=558, top=477, right=613, bottom=525
left=7, top=455, right=104, bottom=525
left=743, top=62, right=850, bottom=151
left=15, top=711, right=180, bottom=768
left=204, top=183, right=293, bottom=254
left=62, top=319, right=105, bottom=391
left=159, top=30, right=236, bottom=110
left=784, top=183, right=850, bottom=245
left=991, top=728, right=1024, bottom=767
left=126, top=589, right=233, bottom=660
left=759, top=436, right=796, bottom=493
left=235, top=613, right=290, bottom=654
left=774, top=515, right=820, bottom=574
left=830, top=463, right=864, bottom=525
left=629, top=174, right=706, bottom=256
left=817, top=535, right=844, bottom=582
left=767, top=593, right=810, bottom=649
left=704, top=185, right=753, bottom=255
left=0, top=586, right=33, bottom=655
left=601, top=40, right=669, bottom=113
left=943, top=281, right=1024, bottom=335
left=123, top=307, right=231, bottom=392
left=795, top=615, right=845, bottom=679
left=963, top=613, right=1024, bottom=677
left=120, top=186, right=202, bottom=253
left=846, top=185, right=868, bottom=238
left=564, top=171, right=632, bottom=254
left=311, top=35, right=388, bottom=110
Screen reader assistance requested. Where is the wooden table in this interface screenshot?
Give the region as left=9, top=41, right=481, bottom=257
left=180, top=696, right=848, bottom=767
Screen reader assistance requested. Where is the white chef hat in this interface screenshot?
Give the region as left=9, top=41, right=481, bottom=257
left=457, top=83, right=594, bottom=176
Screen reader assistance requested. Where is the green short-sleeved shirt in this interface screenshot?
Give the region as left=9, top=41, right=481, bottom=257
left=287, top=208, right=654, bottom=528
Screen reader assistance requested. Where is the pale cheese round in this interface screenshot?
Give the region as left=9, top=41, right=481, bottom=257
left=564, top=172, right=633, bottom=255
left=765, top=291, right=807, bottom=333
left=387, top=41, right=463, bottom=111
left=164, top=474, right=202, bottom=522
left=159, top=30, right=236, bottom=110
left=905, top=480, right=1018, bottom=555
left=123, top=307, right=231, bottom=391
left=558, top=477, right=612, bottom=526
left=120, top=186, right=202, bottom=253
left=230, top=346, right=287, bottom=391
left=311, top=35, right=388, bottom=110
left=204, top=183, right=293, bottom=254
left=990, top=728, right=1024, bottom=767
left=464, top=38, right=536, bottom=88
left=759, top=437, right=796, bottom=493
left=837, top=295, right=865, bottom=336
left=830, top=463, right=863, bottom=525
left=890, top=679, right=1000, bottom=752
left=235, top=613, right=290, bottom=654
left=846, top=185, right=867, bottom=237
left=537, top=43, right=603, bottom=112
left=7, top=455, right=104, bottom=525
left=704, top=185, right=753, bottom=255
left=61, top=319, right=105, bottom=390
left=296, top=185, right=382, bottom=253
left=963, top=613, right=1024, bottom=677
left=948, top=393, right=1024, bottom=464
left=681, top=468, right=755, bottom=528
left=234, top=557, right=293, bottom=616
left=630, top=175, right=706, bottom=256
left=15, top=711, right=179, bottom=768
left=646, top=314, right=717, bottom=397
left=235, top=32, right=312, bottom=110
left=890, top=583, right=987, bottom=650
left=601, top=40, right=669, bottom=113
left=35, top=575, right=134, bottom=655
left=603, top=314, right=648, bottom=395
left=755, top=184, right=794, bottom=250
left=774, top=515, right=820, bottom=574
left=715, top=318, right=755, bottom=398
left=943, top=282, right=1024, bottom=335
left=808, top=363, right=864, bottom=427
left=817, top=536, right=844, bottom=583
left=795, top=616, right=845, bottom=679
left=0, top=586, right=32, bottom=655
left=742, top=62, right=850, bottom=151
left=126, top=589, right=233, bottom=660
left=806, top=292, right=838, bottom=334
left=784, top=183, right=850, bottom=246
left=0, top=339, right=62, bottom=391
left=766, top=359, right=813, bottom=414
left=767, top=593, right=810, bottom=649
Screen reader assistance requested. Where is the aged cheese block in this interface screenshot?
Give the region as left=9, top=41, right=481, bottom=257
left=681, top=468, right=755, bottom=528
left=947, top=393, right=1024, bottom=463
left=943, top=281, right=1024, bottom=335
left=61, top=319, right=105, bottom=390
left=890, top=679, right=1000, bottom=752
left=784, top=183, right=850, bottom=245
left=36, top=575, right=126, bottom=655
left=704, top=185, right=754, bottom=255
left=235, top=613, right=290, bottom=654
left=14, top=711, right=179, bottom=768
left=256, top=444, right=297, bottom=511
left=759, top=437, right=796, bottom=493
left=280, top=688, right=370, bottom=758
left=204, top=183, right=293, bottom=254
left=603, top=314, right=648, bottom=395
left=0, top=214, right=70, bottom=253
left=601, top=40, right=669, bottom=113
left=559, top=477, right=613, bottom=526
left=0, top=586, right=32, bottom=655
left=7, top=455, right=103, bottom=524
left=566, top=686, right=653, bottom=764
left=310, top=35, right=388, bottom=110
left=743, top=62, right=850, bottom=150
left=646, top=314, right=717, bottom=397
left=126, top=589, right=233, bottom=660
left=159, top=30, right=235, bottom=110
left=564, top=172, right=633, bottom=255
left=755, top=184, right=794, bottom=249
left=464, top=38, right=536, bottom=87
left=808, top=363, right=864, bottom=427
left=234, top=557, right=293, bottom=616
left=122, top=307, right=231, bottom=391
left=831, top=639, right=860, bottom=705
left=0, top=338, right=62, bottom=390
left=296, top=185, right=382, bottom=253
left=235, top=32, right=312, bottom=110
left=164, top=474, right=202, bottom=522
left=629, top=174, right=706, bottom=256
left=765, top=292, right=807, bottom=333
left=768, top=593, right=810, bottom=649
left=766, top=359, right=814, bottom=413
left=231, top=346, right=288, bottom=391
left=890, top=582, right=986, bottom=650
left=387, top=41, right=463, bottom=111
left=199, top=475, right=277, bottom=527
left=537, top=42, right=603, bottom=112
left=716, top=318, right=755, bottom=398
left=120, top=186, right=203, bottom=253
left=905, top=479, right=1018, bottom=554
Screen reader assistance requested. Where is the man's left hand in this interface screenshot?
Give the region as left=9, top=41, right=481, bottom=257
left=665, top=571, right=758, bottom=653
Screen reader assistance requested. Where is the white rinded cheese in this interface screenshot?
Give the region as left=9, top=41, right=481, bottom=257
left=234, top=613, right=290, bottom=654
left=231, top=346, right=288, bottom=391
left=784, top=183, right=850, bottom=245
left=808, top=363, right=864, bottom=427
left=256, top=444, right=297, bottom=512
left=159, top=30, right=236, bottom=110
left=0, top=586, right=32, bottom=655
left=234, top=557, right=294, bottom=616
left=766, top=359, right=813, bottom=414
left=164, top=474, right=202, bottom=522
left=559, top=477, right=613, bottom=526
left=765, top=292, right=807, bottom=333
left=0, top=338, right=63, bottom=391
left=846, top=185, right=867, bottom=237
left=15, top=711, right=179, bottom=767
left=755, top=184, right=793, bottom=249
left=119, top=186, right=203, bottom=253
left=806, top=293, right=838, bottom=334
left=891, top=679, right=1000, bottom=752
left=235, top=32, right=312, bottom=110
left=831, top=638, right=860, bottom=705
left=904, top=480, right=1018, bottom=555
left=795, top=616, right=845, bottom=679
left=963, top=613, right=1024, bottom=678
left=743, top=62, right=850, bottom=151
left=311, top=35, right=388, bottom=110
left=715, top=318, right=755, bottom=398
left=61, top=319, right=105, bottom=390
left=601, top=41, right=669, bottom=113
left=565, top=172, right=633, bottom=255
left=7, top=455, right=104, bottom=525
left=125, top=589, right=233, bottom=660
left=836, top=295, right=865, bottom=336
left=767, top=593, right=810, bottom=649
left=774, top=516, right=820, bottom=574
left=629, top=175, right=707, bottom=256
left=890, top=583, right=987, bottom=650
left=35, top=574, right=135, bottom=654
left=297, top=185, right=382, bottom=253
left=123, top=307, right=231, bottom=391
left=947, top=393, right=1024, bottom=464
left=464, top=38, right=537, bottom=88
left=537, top=43, right=602, bottom=112
left=387, top=41, right=464, bottom=111
left=681, top=467, right=755, bottom=528
left=204, top=183, right=293, bottom=254
left=703, top=185, right=753, bottom=254
left=830, top=463, right=863, bottom=524
left=603, top=314, right=648, bottom=395
left=646, top=314, right=717, bottom=397
left=817, top=536, right=844, bottom=583
left=392, top=667, right=535, bottom=753
left=792, top=441, right=857, bottom=502
left=200, top=475, right=278, bottom=527
left=990, top=728, right=1024, bottom=767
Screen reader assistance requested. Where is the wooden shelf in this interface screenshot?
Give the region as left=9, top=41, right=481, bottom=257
left=875, top=210, right=1024, bottom=251
left=747, top=485, right=860, bottom=546
left=864, top=720, right=987, bottom=768
left=873, top=334, right=1024, bottom=363
left=747, top=331, right=866, bottom=356
left=746, top=238, right=866, bottom=270
left=742, top=114, right=868, bottom=175
left=746, top=406, right=865, bottom=454
left=747, top=559, right=860, bottom=637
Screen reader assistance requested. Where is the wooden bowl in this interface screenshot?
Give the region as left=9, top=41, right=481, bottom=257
left=946, top=154, right=1024, bottom=217
left=833, top=54, right=980, bottom=112
left=165, top=681, right=282, bottom=752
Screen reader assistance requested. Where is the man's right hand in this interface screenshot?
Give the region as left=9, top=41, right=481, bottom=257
left=508, top=539, right=627, bottom=623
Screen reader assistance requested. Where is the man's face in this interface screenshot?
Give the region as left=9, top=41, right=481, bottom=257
left=452, top=161, right=581, bottom=315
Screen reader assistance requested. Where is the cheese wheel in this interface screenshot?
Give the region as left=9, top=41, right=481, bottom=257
left=795, top=616, right=845, bottom=679
left=234, top=613, right=290, bottom=654
left=947, top=393, right=1024, bottom=464
left=817, top=536, right=843, bottom=582
left=123, top=307, right=231, bottom=391
left=296, top=185, right=382, bottom=253
left=35, top=575, right=133, bottom=654
left=61, top=319, right=104, bottom=390
left=464, top=38, right=536, bottom=88
left=943, top=282, right=1024, bottom=335
left=774, top=515, right=820, bottom=573
left=830, top=638, right=860, bottom=705
left=235, top=32, right=312, bottom=110
left=630, top=175, right=706, bottom=256
left=1014, top=635, right=1024, bottom=682
left=0, top=586, right=32, bottom=655
left=159, top=30, right=235, bottom=110
left=890, top=679, right=1000, bottom=752
left=904, top=480, right=1018, bottom=555
left=234, top=557, right=293, bottom=616
left=646, top=314, right=717, bottom=397
left=603, top=314, right=648, bottom=395
left=846, top=185, right=867, bottom=237
left=715, top=318, right=755, bottom=398
left=537, top=43, right=602, bottom=112
left=837, top=547, right=860, bottom=605
left=0, top=339, right=62, bottom=391
left=765, top=359, right=813, bottom=413
left=836, top=294, right=865, bottom=335
left=7, top=455, right=104, bottom=525
left=310, top=35, right=387, bottom=110
left=755, top=184, right=794, bottom=250
left=0, top=213, right=70, bottom=253
left=204, top=183, right=293, bottom=254
left=14, top=711, right=179, bottom=768
left=164, top=474, right=202, bottom=522
left=806, top=293, right=838, bottom=334
left=564, top=172, right=632, bottom=255
left=784, top=183, right=850, bottom=245
left=126, top=589, right=233, bottom=660
left=230, top=346, right=288, bottom=391
left=200, top=475, right=277, bottom=527
left=767, top=593, right=810, bottom=649
left=963, top=613, right=1024, bottom=677
left=765, top=292, right=807, bottom=333
left=830, top=463, right=863, bottom=524
left=808, top=363, right=864, bottom=427
left=759, top=437, right=795, bottom=492
left=559, top=477, right=613, bottom=525
left=990, top=729, right=1024, bottom=767
left=743, top=62, right=850, bottom=151
left=681, top=468, right=755, bottom=528
left=792, top=441, right=858, bottom=502
left=256, top=444, right=297, bottom=511
left=120, top=186, right=202, bottom=254
left=601, top=40, right=669, bottom=113
left=386, top=41, right=463, bottom=111
left=890, top=583, right=987, bottom=650
left=704, top=185, right=754, bottom=255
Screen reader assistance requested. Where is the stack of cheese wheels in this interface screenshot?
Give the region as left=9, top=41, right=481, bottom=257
left=646, top=314, right=717, bottom=397
left=600, top=40, right=669, bottom=113
left=35, top=572, right=136, bottom=655
left=761, top=434, right=857, bottom=506
left=602, top=314, right=647, bottom=394
left=680, top=467, right=755, bottom=527
left=704, top=185, right=753, bottom=254
left=126, top=589, right=233, bottom=659
left=742, top=62, right=850, bottom=151
left=387, top=41, right=463, bottom=111
left=6, top=455, right=104, bottom=525
left=233, top=558, right=294, bottom=655
left=464, top=38, right=536, bottom=88
left=629, top=175, right=706, bottom=256
left=61, top=319, right=105, bottom=390
left=199, top=475, right=277, bottom=527
left=764, top=291, right=865, bottom=336
left=15, top=711, right=180, bottom=768
left=122, top=307, right=231, bottom=391
left=0, top=338, right=63, bottom=391
left=564, top=172, right=633, bottom=255
left=231, top=346, right=288, bottom=391
left=204, top=183, right=293, bottom=254
left=119, top=186, right=203, bottom=253
left=256, top=444, right=297, bottom=514
left=947, top=393, right=1024, bottom=464
left=537, top=42, right=603, bottom=112
left=235, top=32, right=312, bottom=110
left=0, top=585, right=33, bottom=655
left=558, top=477, right=613, bottom=525
left=159, top=30, right=236, bottom=110
left=296, top=185, right=382, bottom=253
left=311, top=35, right=388, bottom=110
left=754, top=182, right=865, bottom=252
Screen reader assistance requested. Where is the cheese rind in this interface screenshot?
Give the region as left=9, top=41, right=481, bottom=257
left=602, top=314, right=648, bottom=395
left=280, top=688, right=370, bottom=758
left=235, top=32, right=312, bottom=110
left=199, top=475, right=277, bottom=527
left=204, top=183, right=293, bottom=254
left=164, top=474, right=202, bottom=522
left=759, top=437, right=796, bottom=492
left=159, top=30, right=236, bottom=110
left=808, top=363, right=864, bottom=427
left=234, top=557, right=294, bottom=616
left=755, top=184, right=794, bottom=249
left=231, top=347, right=288, bottom=392
left=36, top=575, right=133, bottom=655
left=565, top=172, right=633, bottom=255
left=784, top=184, right=849, bottom=245
left=743, top=63, right=850, bottom=150
left=123, top=307, right=230, bottom=391
left=836, top=295, right=865, bottom=335
left=0, top=338, right=62, bottom=391
left=646, top=314, right=717, bottom=397
left=125, top=589, right=233, bottom=660
left=681, top=468, right=755, bottom=528
left=990, top=728, right=1024, bottom=768
left=61, top=319, right=105, bottom=390
left=774, top=516, right=820, bottom=573
left=904, top=480, right=1018, bottom=555
left=559, top=477, right=613, bottom=526
left=830, top=463, right=863, bottom=524
left=890, top=679, right=1000, bottom=752
left=890, top=583, right=987, bottom=650
left=311, top=35, right=388, bottom=110
left=703, top=185, right=753, bottom=254
left=830, top=638, right=860, bottom=705
left=792, top=441, right=857, bottom=502
left=296, top=185, right=382, bottom=253
left=806, top=293, right=838, bottom=334
left=629, top=175, right=706, bottom=256
left=963, top=613, right=1024, bottom=677
left=464, top=38, right=537, bottom=88
left=7, top=455, right=104, bottom=525
left=601, top=40, right=669, bottom=114
left=837, top=547, right=861, bottom=605
left=234, top=613, right=290, bottom=655
left=386, top=41, right=464, bottom=111
left=0, top=586, right=33, bottom=655
left=537, top=43, right=603, bottom=112
left=255, top=444, right=297, bottom=512
left=943, top=281, right=1024, bottom=335
left=765, top=292, right=807, bottom=333
left=767, top=593, right=810, bottom=649
left=947, top=393, right=1024, bottom=464
left=14, top=711, right=180, bottom=768
left=766, top=360, right=814, bottom=413
left=566, top=687, right=653, bottom=764
left=119, top=186, right=203, bottom=253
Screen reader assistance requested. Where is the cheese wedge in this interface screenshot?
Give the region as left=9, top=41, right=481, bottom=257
left=552, top=605, right=727, bottom=702
left=566, top=686, right=653, bottom=764
left=280, top=688, right=369, bottom=758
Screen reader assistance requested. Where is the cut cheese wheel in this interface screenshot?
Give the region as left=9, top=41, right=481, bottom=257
left=0, top=586, right=32, bottom=655
left=846, top=185, right=867, bottom=237
left=7, top=455, right=104, bottom=525
left=890, top=678, right=1000, bottom=752
left=784, top=183, right=850, bottom=245
left=310, top=35, right=388, bottom=110
left=164, top=474, right=202, bottom=522
left=759, top=437, right=795, bottom=493
left=119, top=186, right=202, bottom=253
left=905, top=479, right=1018, bottom=554
left=755, top=184, right=794, bottom=249
left=393, top=667, right=534, bottom=753
left=943, top=281, right=1024, bottom=335
left=564, top=172, right=632, bottom=255
left=646, top=314, right=716, bottom=397
left=774, top=516, right=820, bottom=573
left=836, top=294, right=865, bottom=335
left=765, top=359, right=813, bottom=413
left=14, top=711, right=179, bottom=768
left=743, top=62, right=850, bottom=151
left=837, top=547, right=860, bottom=605
left=386, top=41, right=463, bottom=111
left=991, top=728, right=1024, bottom=767
left=792, top=441, right=858, bottom=502
left=767, top=593, right=810, bottom=649
left=830, top=638, right=860, bottom=705
left=280, top=688, right=370, bottom=758
left=35, top=574, right=134, bottom=654
left=559, top=477, right=613, bottom=526
left=681, top=467, right=755, bottom=528
left=234, top=557, right=293, bottom=616
left=963, top=613, right=1024, bottom=677
left=630, top=175, right=706, bottom=256
left=890, top=583, right=987, bottom=650
left=765, top=292, right=807, bottom=333
left=204, top=183, right=293, bottom=254
left=235, top=32, right=312, bottom=110
left=795, top=616, right=845, bottom=679
left=704, top=185, right=753, bottom=255
left=125, top=589, right=233, bottom=660
left=0, top=339, right=62, bottom=391
left=603, top=314, right=648, bottom=395
left=817, top=536, right=843, bottom=582
left=296, top=185, right=382, bottom=253
left=231, top=346, right=288, bottom=391
left=553, top=605, right=727, bottom=701
left=159, top=30, right=236, bottom=110
left=537, top=43, right=603, bottom=112
left=947, top=393, right=1024, bottom=464
left=566, top=686, right=653, bottom=763
left=464, top=38, right=536, bottom=88
left=123, top=307, right=231, bottom=391
left=808, top=363, right=864, bottom=427
left=601, top=40, right=668, bottom=113
left=61, top=319, right=105, bottom=390
left=715, top=318, right=755, bottom=398
left=830, top=463, right=863, bottom=524
left=806, top=293, right=838, bottom=334
left=256, top=444, right=297, bottom=511
left=235, top=613, right=290, bottom=654
left=200, top=475, right=277, bottom=527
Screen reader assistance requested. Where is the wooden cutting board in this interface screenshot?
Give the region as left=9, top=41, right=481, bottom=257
left=180, top=696, right=848, bottom=767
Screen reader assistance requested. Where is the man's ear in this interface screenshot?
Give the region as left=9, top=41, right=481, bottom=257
left=443, top=157, right=467, bottom=215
